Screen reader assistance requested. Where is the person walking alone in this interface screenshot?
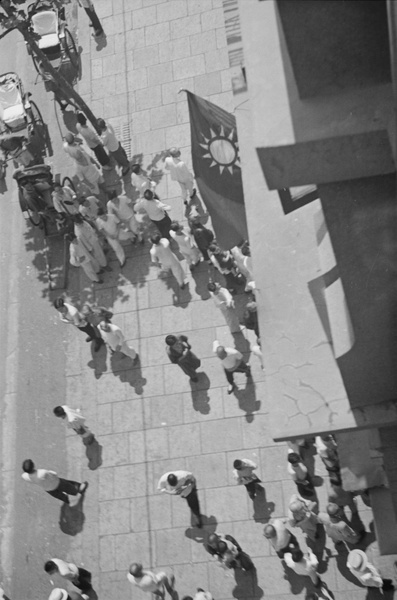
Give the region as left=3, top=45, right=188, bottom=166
left=213, top=340, right=251, bottom=394
left=127, top=563, right=175, bottom=598
left=233, top=458, right=261, bottom=500
left=150, top=234, right=186, bottom=289
left=165, top=334, right=201, bottom=382
left=21, top=459, right=88, bottom=504
left=158, top=470, right=202, bottom=528
left=53, top=405, right=95, bottom=444
left=44, top=559, right=92, bottom=592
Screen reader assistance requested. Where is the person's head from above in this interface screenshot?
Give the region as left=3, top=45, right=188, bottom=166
left=48, top=588, right=68, bottom=600
left=216, top=345, right=227, bottom=360
left=167, top=473, right=178, bottom=487
left=96, top=118, right=106, bottom=132
left=241, top=243, right=250, bottom=257
left=170, top=220, right=182, bottom=233
left=99, top=320, right=111, bottom=333
left=287, top=452, right=301, bottom=465
left=208, top=243, right=219, bottom=254
left=53, top=181, right=62, bottom=192
left=129, top=562, right=143, bottom=577
left=233, top=459, right=244, bottom=470
left=53, top=406, right=67, bottom=419
left=291, top=550, right=304, bottom=563
left=207, top=282, right=219, bottom=294
left=165, top=335, right=177, bottom=347
left=64, top=233, right=76, bottom=243
left=97, top=207, right=107, bottom=219
left=131, top=163, right=142, bottom=175
left=326, top=502, right=342, bottom=520
left=64, top=132, right=74, bottom=145
left=76, top=112, right=87, bottom=126
left=189, top=218, right=202, bottom=230
left=207, top=533, right=219, bottom=548
left=44, top=560, right=58, bottom=574
left=347, top=549, right=368, bottom=571
left=150, top=233, right=161, bottom=245
left=108, top=189, right=118, bottom=201
left=217, top=541, right=227, bottom=555
left=246, top=301, right=257, bottom=313
left=22, top=458, right=35, bottom=473
left=168, top=147, right=181, bottom=158
left=144, top=189, right=154, bottom=201
left=321, top=434, right=334, bottom=443
left=289, top=500, right=306, bottom=519
left=53, top=297, right=66, bottom=312
left=263, top=524, right=276, bottom=539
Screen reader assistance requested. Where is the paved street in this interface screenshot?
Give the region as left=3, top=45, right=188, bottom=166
left=1, top=1, right=396, bottom=600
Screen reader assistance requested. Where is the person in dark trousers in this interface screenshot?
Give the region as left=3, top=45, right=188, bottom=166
left=189, top=219, right=214, bottom=263
left=44, top=559, right=92, bottom=592
left=76, top=113, right=110, bottom=168
left=206, top=533, right=254, bottom=571
left=53, top=297, right=102, bottom=351
left=165, top=334, right=201, bottom=382
left=21, top=459, right=88, bottom=504
left=77, top=0, right=104, bottom=37
left=158, top=470, right=202, bottom=528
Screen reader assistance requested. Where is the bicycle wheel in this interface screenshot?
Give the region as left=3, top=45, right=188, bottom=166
left=64, top=28, right=78, bottom=69
left=29, top=100, right=44, bottom=129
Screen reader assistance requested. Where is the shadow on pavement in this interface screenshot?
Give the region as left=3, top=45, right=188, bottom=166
left=233, top=565, right=263, bottom=599
left=252, top=485, right=275, bottom=524
left=233, top=383, right=260, bottom=422
left=87, top=340, right=107, bottom=379
left=84, top=436, right=103, bottom=470
left=191, top=374, right=211, bottom=413
left=185, top=514, right=218, bottom=543
left=59, top=496, right=85, bottom=536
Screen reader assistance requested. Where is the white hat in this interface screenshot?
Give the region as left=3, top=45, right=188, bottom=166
left=347, top=549, right=368, bottom=571
left=48, top=589, right=68, bottom=600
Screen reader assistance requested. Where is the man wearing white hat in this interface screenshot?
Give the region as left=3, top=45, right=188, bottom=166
left=347, top=549, right=394, bottom=590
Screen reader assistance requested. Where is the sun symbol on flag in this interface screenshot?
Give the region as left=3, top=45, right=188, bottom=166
left=199, top=125, right=240, bottom=174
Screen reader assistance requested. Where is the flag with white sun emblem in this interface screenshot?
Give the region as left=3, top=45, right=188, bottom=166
left=186, top=91, right=248, bottom=249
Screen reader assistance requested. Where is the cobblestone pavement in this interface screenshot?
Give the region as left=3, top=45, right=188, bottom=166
left=54, top=1, right=394, bottom=599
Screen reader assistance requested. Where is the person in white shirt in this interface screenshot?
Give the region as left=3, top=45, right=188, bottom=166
left=169, top=221, right=201, bottom=269
left=67, top=233, right=103, bottom=284
left=150, top=233, right=186, bottom=288
left=76, top=112, right=110, bottom=168
left=97, top=118, right=130, bottom=175
left=284, top=550, right=320, bottom=586
left=135, top=190, right=172, bottom=239
left=213, top=340, right=251, bottom=394
left=95, top=208, right=126, bottom=266
left=21, top=459, right=87, bottom=504
left=164, top=147, right=196, bottom=205
left=63, top=133, right=103, bottom=195
left=207, top=282, right=241, bottom=333
left=107, top=190, right=143, bottom=243
left=231, top=242, right=255, bottom=292
left=52, top=182, right=79, bottom=216
left=44, top=559, right=92, bottom=592
left=53, top=405, right=94, bottom=443
left=192, top=589, right=213, bottom=600
left=158, top=470, right=202, bottom=528
left=130, top=163, right=157, bottom=197
left=233, top=458, right=261, bottom=499
left=74, top=214, right=107, bottom=268
left=98, top=320, right=138, bottom=362
left=263, top=520, right=300, bottom=558
left=127, top=563, right=175, bottom=597
left=347, top=549, right=394, bottom=590
left=53, top=297, right=102, bottom=350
